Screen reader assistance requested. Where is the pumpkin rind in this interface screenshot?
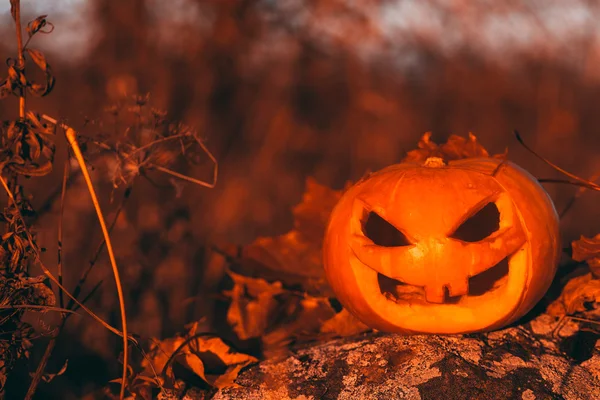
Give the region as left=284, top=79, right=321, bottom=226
left=323, top=157, right=560, bottom=334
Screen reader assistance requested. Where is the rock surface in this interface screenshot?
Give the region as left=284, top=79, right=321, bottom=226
left=213, top=318, right=600, bottom=400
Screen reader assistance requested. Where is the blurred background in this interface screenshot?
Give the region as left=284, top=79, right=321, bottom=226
left=1, top=0, right=600, bottom=398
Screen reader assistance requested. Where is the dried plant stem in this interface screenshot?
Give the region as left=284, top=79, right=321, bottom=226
left=67, top=187, right=131, bottom=314
left=0, top=173, right=129, bottom=333
left=13, top=0, right=25, bottom=118
left=58, top=160, right=69, bottom=308
left=0, top=174, right=133, bottom=396
left=515, top=130, right=600, bottom=191
left=25, top=160, right=70, bottom=399
left=25, top=335, right=57, bottom=400
left=64, top=126, right=129, bottom=399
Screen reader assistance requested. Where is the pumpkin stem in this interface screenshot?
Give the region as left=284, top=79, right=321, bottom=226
left=423, top=157, right=446, bottom=168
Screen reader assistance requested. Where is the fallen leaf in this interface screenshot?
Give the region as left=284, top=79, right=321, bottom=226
left=546, top=273, right=600, bottom=316
left=141, top=323, right=257, bottom=390
left=572, top=234, right=600, bottom=278
left=239, top=178, right=342, bottom=296
left=402, top=132, right=506, bottom=164
left=223, top=271, right=285, bottom=340
left=320, top=308, right=371, bottom=338
left=261, top=295, right=336, bottom=357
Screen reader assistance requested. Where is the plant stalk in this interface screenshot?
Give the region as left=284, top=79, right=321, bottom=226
left=13, top=0, right=25, bottom=118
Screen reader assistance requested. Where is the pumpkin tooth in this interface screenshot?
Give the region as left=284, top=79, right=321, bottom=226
left=424, top=285, right=447, bottom=303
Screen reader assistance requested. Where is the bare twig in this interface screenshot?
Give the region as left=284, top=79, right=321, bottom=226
left=25, top=160, right=71, bottom=399
left=58, top=160, right=69, bottom=309
left=67, top=187, right=131, bottom=315
left=13, top=0, right=25, bottom=118
left=0, top=172, right=134, bottom=398
left=515, top=130, right=600, bottom=191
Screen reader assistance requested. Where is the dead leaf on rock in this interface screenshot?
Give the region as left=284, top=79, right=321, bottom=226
left=141, top=322, right=257, bottom=390
left=546, top=273, right=600, bottom=316
left=223, top=271, right=285, bottom=340
left=261, top=295, right=336, bottom=357
left=320, top=308, right=371, bottom=338
left=223, top=270, right=369, bottom=357
left=572, top=234, right=600, bottom=278
left=402, top=132, right=506, bottom=164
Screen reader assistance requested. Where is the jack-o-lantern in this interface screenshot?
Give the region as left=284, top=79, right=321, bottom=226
left=323, top=157, right=560, bottom=334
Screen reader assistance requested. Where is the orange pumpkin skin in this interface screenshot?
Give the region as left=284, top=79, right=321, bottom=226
left=323, top=157, right=560, bottom=334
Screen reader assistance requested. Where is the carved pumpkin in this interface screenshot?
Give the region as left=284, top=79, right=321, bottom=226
left=323, top=157, right=560, bottom=334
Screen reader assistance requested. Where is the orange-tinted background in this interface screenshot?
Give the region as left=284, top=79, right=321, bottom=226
left=1, top=1, right=599, bottom=397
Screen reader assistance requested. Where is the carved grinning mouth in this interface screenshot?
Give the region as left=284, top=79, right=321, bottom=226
left=377, top=257, right=509, bottom=304
left=363, top=202, right=512, bottom=305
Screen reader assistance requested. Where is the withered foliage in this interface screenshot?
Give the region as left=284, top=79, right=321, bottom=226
left=0, top=14, right=54, bottom=99
left=547, top=273, right=600, bottom=317
left=0, top=9, right=58, bottom=396
left=109, top=322, right=256, bottom=400
left=84, top=96, right=217, bottom=193
left=0, top=112, right=55, bottom=177
left=402, top=131, right=507, bottom=164
left=238, top=178, right=343, bottom=296
left=193, top=133, right=599, bottom=392
left=571, top=234, right=600, bottom=278
left=0, top=3, right=221, bottom=398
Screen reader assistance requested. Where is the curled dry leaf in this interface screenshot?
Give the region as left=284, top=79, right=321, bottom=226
left=223, top=271, right=285, bottom=340
left=24, top=48, right=55, bottom=97
left=26, top=15, right=52, bottom=38
left=224, top=271, right=370, bottom=357
left=546, top=273, right=600, bottom=316
left=402, top=132, right=506, bottom=164
left=141, top=322, right=257, bottom=390
left=572, top=234, right=600, bottom=278
left=35, top=359, right=68, bottom=383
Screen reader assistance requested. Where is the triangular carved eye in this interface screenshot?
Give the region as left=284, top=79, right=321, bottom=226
left=450, top=202, right=500, bottom=243
left=363, top=211, right=411, bottom=247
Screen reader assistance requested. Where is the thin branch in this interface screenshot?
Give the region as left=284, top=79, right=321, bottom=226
left=26, top=159, right=70, bottom=399
left=515, top=130, right=600, bottom=191
left=66, top=187, right=131, bottom=314
left=58, top=160, right=69, bottom=309
left=25, top=335, right=57, bottom=400
left=0, top=174, right=136, bottom=373
left=13, top=0, right=25, bottom=118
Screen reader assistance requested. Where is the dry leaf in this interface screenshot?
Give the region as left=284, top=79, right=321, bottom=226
left=223, top=272, right=337, bottom=349
left=320, top=308, right=371, bottom=338
left=402, top=132, right=506, bottom=164
left=223, top=271, right=285, bottom=340
left=546, top=273, right=600, bottom=316
left=239, top=178, right=342, bottom=296
left=142, top=322, right=257, bottom=390
left=572, top=234, right=600, bottom=277
left=261, top=296, right=336, bottom=356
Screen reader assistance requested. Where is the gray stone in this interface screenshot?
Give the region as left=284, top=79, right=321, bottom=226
left=213, top=324, right=600, bottom=400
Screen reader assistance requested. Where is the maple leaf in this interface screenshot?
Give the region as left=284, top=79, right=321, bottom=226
left=571, top=234, right=600, bottom=278
left=546, top=273, right=600, bottom=316
left=402, top=132, right=506, bottom=164
left=238, top=178, right=342, bottom=296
